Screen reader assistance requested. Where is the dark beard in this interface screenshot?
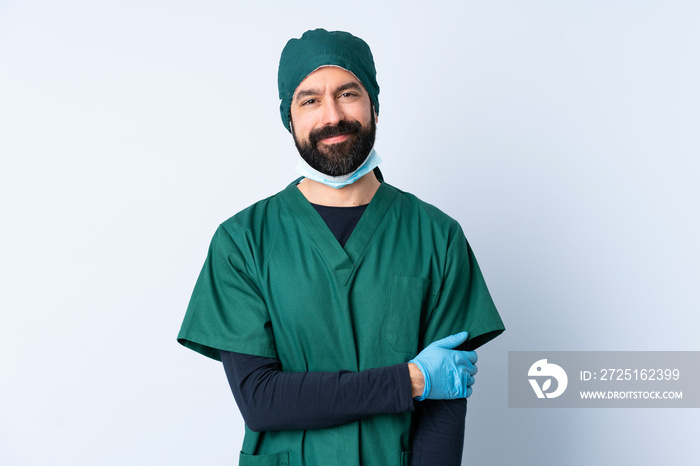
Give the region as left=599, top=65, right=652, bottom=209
left=293, top=118, right=376, bottom=177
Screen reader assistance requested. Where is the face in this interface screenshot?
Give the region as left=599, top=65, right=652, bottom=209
left=290, top=66, right=376, bottom=177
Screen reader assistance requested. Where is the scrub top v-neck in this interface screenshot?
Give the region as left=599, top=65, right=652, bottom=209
left=280, top=180, right=398, bottom=285
left=310, top=202, right=367, bottom=248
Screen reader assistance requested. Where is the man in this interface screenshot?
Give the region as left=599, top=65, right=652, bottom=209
left=178, top=29, right=505, bottom=465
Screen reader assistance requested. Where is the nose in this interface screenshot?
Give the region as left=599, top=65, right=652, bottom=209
left=320, top=99, right=344, bottom=126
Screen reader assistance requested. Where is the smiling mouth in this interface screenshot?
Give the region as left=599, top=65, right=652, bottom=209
left=310, top=120, right=361, bottom=147
left=319, top=134, right=351, bottom=145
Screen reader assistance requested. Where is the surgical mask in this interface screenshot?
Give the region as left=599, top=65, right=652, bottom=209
left=295, top=149, right=382, bottom=189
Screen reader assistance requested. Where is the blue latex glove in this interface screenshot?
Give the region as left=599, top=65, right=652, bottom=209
left=409, top=331, right=478, bottom=401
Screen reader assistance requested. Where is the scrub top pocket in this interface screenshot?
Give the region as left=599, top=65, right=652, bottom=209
left=386, top=274, right=436, bottom=354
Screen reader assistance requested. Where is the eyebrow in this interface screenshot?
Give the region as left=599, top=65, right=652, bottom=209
left=294, top=82, right=364, bottom=102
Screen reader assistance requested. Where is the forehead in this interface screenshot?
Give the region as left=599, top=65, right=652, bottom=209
left=293, top=66, right=365, bottom=96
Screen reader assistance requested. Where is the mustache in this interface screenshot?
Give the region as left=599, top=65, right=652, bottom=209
left=309, top=120, right=362, bottom=144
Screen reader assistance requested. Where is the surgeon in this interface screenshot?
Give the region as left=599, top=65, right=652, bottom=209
left=178, top=28, right=505, bottom=465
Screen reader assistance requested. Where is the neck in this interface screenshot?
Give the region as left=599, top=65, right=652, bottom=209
left=297, top=171, right=380, bottom=206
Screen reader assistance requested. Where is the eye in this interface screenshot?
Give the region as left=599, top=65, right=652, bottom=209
left=301, top=98, right=318, bottom=106
left=339, top=92, right=357, bottom=99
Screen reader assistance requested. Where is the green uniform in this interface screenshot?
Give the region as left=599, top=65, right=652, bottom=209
left=178, top=179, right=505, bottom=466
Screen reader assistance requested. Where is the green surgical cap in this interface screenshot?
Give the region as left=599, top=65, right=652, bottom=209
left=278, top=28, right=380, bottom=133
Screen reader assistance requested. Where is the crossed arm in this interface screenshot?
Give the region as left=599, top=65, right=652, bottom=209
left=221, top=351, right=468, bottom=465
left=219, top=333, right=477, bottom=465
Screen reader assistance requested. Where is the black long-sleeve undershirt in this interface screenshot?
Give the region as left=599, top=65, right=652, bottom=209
left=220, top=351, right=414, bottom=431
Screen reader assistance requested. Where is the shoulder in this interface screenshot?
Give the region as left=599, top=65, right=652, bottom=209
left=218, top=186, right=290, bottom=238
left=386, top=183, right=465, bottom=238
left=202, top=185, right=294, bottom=262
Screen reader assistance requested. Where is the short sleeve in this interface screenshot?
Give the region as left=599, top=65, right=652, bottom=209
left=422, top=225, right=505, bottom=351
left=177, top=225, right=277, bottom=361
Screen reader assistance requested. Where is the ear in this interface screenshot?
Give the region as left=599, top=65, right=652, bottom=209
left=367, top=100, right=379, bottom=126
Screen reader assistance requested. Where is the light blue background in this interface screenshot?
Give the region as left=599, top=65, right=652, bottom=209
left=1, top=1, right=698, bottom=464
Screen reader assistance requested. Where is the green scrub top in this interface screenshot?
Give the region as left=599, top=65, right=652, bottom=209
left=178, top=180, right=505, bottom=466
